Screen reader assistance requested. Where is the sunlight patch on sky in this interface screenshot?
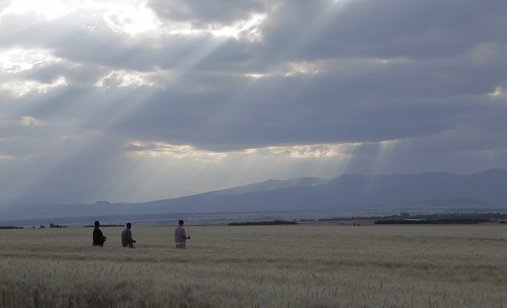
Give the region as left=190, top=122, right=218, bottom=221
left=165, top=13, right=266, bottom=41
left=2, top=0, right=267, bottom=39
left=257, top=144, right=359, bottom=159
left=0, top=76, right=67, bottom=97
left=1, top=0, right=70, bottom=20
left=244, top=60, right=323, bottom=79
left=126, top=140, right=360, bottom=161
left=19, top=116, right=45, bottom=127
left=488, top=86, right=504, bottom=97
left=95, top=70, right=158, bottom=88
left=284, top=61, right=322, bottom=77
left=163, top=14, right=267, bottom=42
left=329, top=0, right=354, bottom=8
left=0, top=48, right=62, bottom=74
left=244, top=73, right=268, bottom=79
left=210, top=13, right=266, bottom=41
left=126, top=140, right=227, bottom=161
left=375, top=57, right=412, bottom=66
left=1, top=0, right=161, bottom=35
left=101, top=1, right=161, bottom=35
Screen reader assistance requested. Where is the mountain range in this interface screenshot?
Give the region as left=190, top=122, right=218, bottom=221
left=139, top=168, right=507, bottom=213
left=1, top=169, right=507, bottom=222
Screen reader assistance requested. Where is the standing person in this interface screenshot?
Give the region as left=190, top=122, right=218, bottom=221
left=175, top=220, right=191, bottom=249
left=92, top=221, right=107, bottom=246
left=121, top=222, right=136, bottom=248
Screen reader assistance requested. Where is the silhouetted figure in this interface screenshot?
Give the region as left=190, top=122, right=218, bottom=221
left=93, top=221, right=107, bottom=246
left=175, top=220, right=191, bottom=249
left=121, top=222, right=136, bottom=248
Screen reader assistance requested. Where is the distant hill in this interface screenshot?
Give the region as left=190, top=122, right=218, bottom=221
left=1, top=169, right=507, bottom=221
left=139, top=168, right=507, bottom=213
left=206, top=177, right=329, bottom=196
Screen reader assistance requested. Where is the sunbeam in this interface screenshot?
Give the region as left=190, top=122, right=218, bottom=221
left=1, top=0, right=507, bottom=212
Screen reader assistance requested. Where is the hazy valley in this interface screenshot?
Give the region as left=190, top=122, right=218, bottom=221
left=1, top=169, right=507, bottom=225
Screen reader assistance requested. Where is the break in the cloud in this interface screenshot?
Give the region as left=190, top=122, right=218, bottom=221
left=0, top=0, right=507, bottom=207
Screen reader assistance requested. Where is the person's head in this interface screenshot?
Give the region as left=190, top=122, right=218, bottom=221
left=94, top=221, right=100, bottom=227
left=126, top=222, right=132, bottom=229
left=179, top=220, right=184, bottom=226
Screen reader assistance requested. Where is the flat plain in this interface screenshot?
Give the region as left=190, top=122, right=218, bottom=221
left=1, top=223, right=506, bottom=307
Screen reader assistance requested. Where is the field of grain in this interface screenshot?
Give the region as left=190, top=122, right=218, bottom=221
left=1, top=223, right=506, bottom=307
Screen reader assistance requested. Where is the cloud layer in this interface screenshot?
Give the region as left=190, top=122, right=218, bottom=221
left=1, top=0, right=506, bottom=206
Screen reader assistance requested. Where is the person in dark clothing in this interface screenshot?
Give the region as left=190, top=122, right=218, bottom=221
left=92, top=221, right=107, bottom=246
left=174, top=220, right=191, bottom=249
left=121, top=222, right=136, bottom=248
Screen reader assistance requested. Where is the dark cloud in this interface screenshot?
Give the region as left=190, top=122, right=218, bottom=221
left=258, top=0, right=507, bottom=60
left=147, top=0, right=269, bottom=26
left=1, top=0, right=507, bottom=206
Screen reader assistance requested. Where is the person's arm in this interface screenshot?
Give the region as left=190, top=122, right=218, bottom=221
left=99, top=230, right=107, bottom=241
left=127, top=230, right=132, bottom=243
left=184, top=228, right=190, bottom=239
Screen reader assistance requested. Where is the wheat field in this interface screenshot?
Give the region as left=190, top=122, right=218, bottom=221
left=0, top=223, right=506, bottom=307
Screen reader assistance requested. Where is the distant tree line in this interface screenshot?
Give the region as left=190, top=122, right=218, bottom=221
left=374, top=212, right=507, bottom=224
left=301, top=212, right=507, bottom=223
left=49, top=223, right=67, bottom=228
left=374, top=218, right=489, bottom=225
left=228, top=220, right=297, bottom=226
left=84, top=223, right=124, bottom=228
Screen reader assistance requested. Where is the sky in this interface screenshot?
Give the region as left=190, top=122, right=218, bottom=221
left=1, top=0, right=506, bottom=205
